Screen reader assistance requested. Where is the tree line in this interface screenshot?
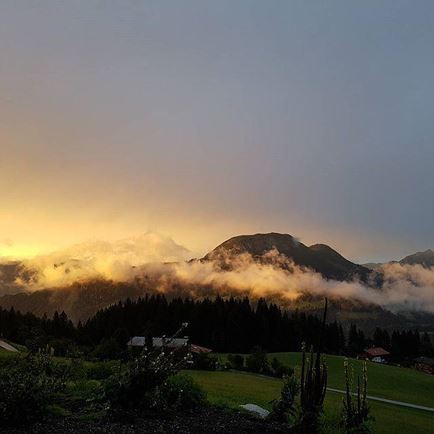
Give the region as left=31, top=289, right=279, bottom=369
left=0, top=295, right=432, bottom=358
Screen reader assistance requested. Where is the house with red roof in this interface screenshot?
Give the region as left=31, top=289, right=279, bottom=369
left=361, top=347, right=390, bottom=363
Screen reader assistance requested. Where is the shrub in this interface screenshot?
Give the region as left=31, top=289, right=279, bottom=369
left=163, top=374, right=207, bottom=410
left=227, top=354, right=245, bottom=370
left=0, top=352, right=70, bottom=425
left=106, top=323, right=193, bottom=415
left=193, top=352, right=217, bottom=371
left=271, top=357, right=294, bottom=378
left=92, top=338, right=123, bottom=360
left=245, top=347, right=270, bottom=374
left=268, top=373, right=299, bottom=423
left=48, top=338, right=77, bottom=357
left=86, top=362, right=115, bottom=380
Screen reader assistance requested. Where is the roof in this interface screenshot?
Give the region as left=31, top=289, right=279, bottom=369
left=415, top=357, right=434, bottom=367
left=153, top=337, right=188, bottom=348
left=127, top=336, right=146, bottom=347
left=127, top=336, right=189, bottom=348
left=190, top=344, right=212, bottom=354
left=364, top=347, right=390, bottom=357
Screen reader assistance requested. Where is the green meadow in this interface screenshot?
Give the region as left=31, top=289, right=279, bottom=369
left=269, top=352, right=434, bottom=407
left=1, top=349, right=433, bottom=433
left=189, top=367, right=434, bottom=434
left=188, top=351, right=434, bottom=434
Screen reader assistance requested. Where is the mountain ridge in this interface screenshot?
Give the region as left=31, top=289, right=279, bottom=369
left=203, top=232, right=371, bottom=282
left=1, top=232, right=434, bottom=330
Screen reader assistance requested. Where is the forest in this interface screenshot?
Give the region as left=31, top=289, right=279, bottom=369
left=1, top=295, right=432, bottom=360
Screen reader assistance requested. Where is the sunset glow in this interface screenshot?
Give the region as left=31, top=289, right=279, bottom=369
left=1, top=2, right=433, bottom=266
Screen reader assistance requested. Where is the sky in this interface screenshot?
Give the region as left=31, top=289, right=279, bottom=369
left=0, top=0, right=433, bottom=263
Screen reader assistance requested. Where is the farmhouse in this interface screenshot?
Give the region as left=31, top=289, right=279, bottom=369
left=127, top=336, right=212, bottom=354
left=414, top=356, right=434, bottom=375
left=361, top=347, right=390, bottom=363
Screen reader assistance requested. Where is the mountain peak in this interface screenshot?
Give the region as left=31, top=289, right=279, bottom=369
left=400, top=249, right=434, bottom=268
left=204, top=232, right=370, bottom=281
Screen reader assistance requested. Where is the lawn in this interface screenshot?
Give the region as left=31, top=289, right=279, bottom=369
left=269, top=352, right=434, bottom=407
left=1, top=348, right=433, bottom=433
left=188, top=369, right=434, bottom=434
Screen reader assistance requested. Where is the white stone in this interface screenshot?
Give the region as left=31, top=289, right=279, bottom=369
left=240, top=403, right=270, bottom=419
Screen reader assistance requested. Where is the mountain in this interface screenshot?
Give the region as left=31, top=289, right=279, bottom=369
left=400, top=249, right=434, bottom=268
left=0, top=280, right=147, bottom=322
left=203, top=232, right=372, bottom=282
left=363, top=249, right=434, bottom=270
left=1, top=232, right=434, bottom=330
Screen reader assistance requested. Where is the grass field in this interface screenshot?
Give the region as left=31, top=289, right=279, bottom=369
left=1, top=348, right=433, bottom=433
left=269, top=352, right=434, bottom=407
left=188, top=369, right=434, bottom=434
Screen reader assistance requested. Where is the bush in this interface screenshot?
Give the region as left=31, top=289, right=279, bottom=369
left=86, top=362, right=115, bottom=380
left=268, top=374, right=299, bottom=423
left=106, top=324, right=193, bottom=415
left=48, top=338, right=77, bottom=357
left=0, top=352, right=70, bottom=425
left=92, top=338, right=123, bottom=361
left=163, top=375, right=207, bottom=410
left=271, top=357, right=294, bottom=378
left=227, top=354, right=245, bottom=370
left=245, top=347, right=270, bottom=374
left=193, top=352, right=217, bottom=371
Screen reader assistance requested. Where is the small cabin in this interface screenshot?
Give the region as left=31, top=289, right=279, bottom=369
left=414, top=357, right=434, bottom=375
left=361, top=347, right=390, bottom=363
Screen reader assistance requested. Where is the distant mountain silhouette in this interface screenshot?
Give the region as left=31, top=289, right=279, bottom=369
left=400, top=249, right=434, bottom=268
left=363, top=249, right=434, bottom=269
left=204, top=232, right=371, bottom=282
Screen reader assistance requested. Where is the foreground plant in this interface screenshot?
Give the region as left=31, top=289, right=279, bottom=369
left=297, top=343, right=328, bottom=433
left=342, top=360, right=372, bottom=433
left=106, top=323, right=198, bottom=415
left=0, top=351, right=70, bottom=425
left=267, top=299, right=328, bottom=433
left=297, top=299, right=328, bottom=434
left=268, top=373, right=299, bottom=423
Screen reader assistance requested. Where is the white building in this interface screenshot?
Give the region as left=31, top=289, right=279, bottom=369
left=127, top=336, right=188, bottom=349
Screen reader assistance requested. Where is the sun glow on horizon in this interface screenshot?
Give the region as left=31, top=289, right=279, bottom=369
left=0, top=243, right=56, bottom=260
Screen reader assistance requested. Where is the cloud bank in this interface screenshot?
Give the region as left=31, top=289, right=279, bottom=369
left=12, top=233, right=190, bottom=289
left=2, top=235, right=434, bottom=314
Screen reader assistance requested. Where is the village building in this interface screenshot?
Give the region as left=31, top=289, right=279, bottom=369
left=361, top=347, right=390, bottom=363
left=127, top=336, right=212, bottom=354
left=414, top=356, right=434, bottom=375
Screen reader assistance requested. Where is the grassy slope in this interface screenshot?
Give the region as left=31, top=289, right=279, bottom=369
left=1, top=350, right=433, bottom=433
left=188, top=370, right=434, bottom=434
left=269, top=352, right=434, bottom=407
